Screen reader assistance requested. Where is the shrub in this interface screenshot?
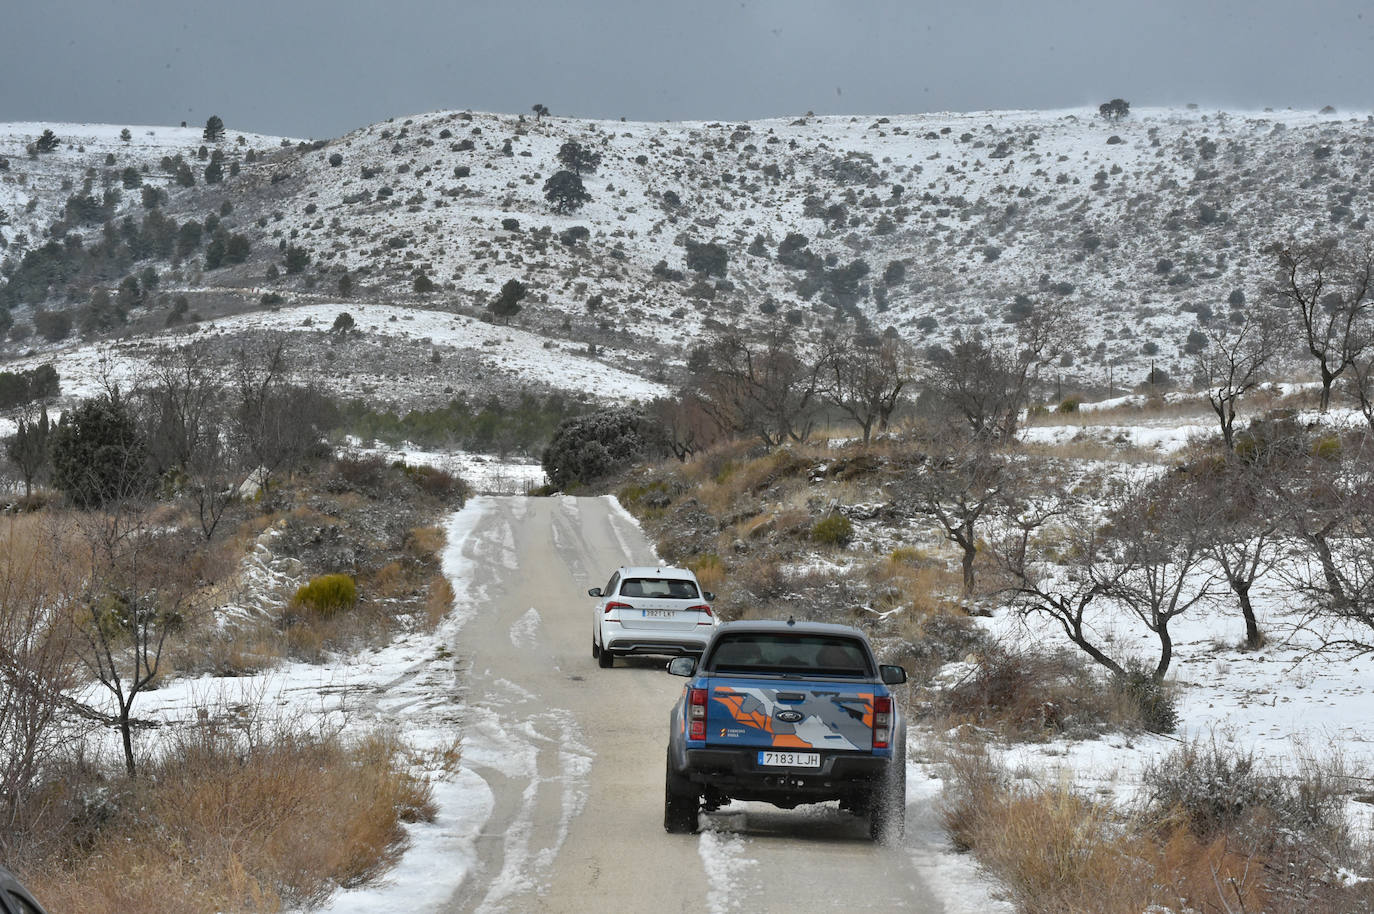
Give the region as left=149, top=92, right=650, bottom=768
left=292, top=574, right=357, bottom=617
left=811, top=514, right=854, bottom=547
left=542, top=407, right=659, bottom=489
left=50, top=390, right=151, bottom=508
left=1058, top=397, right=1080, bottom=413
left=1110, top=663, right=1178, bottom=733
left=1143, top=739, right=1346, bottom=845
left=939, top=648, right=1110, bottom=738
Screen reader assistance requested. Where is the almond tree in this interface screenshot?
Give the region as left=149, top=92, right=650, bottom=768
left=821, top=330, right=915, bottom=444
left=997, top=474, right=1222, bottom=682
left=1271, top=238, right=1373, bottom=411
left=696, top=326, right=822, bottom=447
left=1192, top=305, right=1283, bottom=449
left=899, top=445, right=1011, bottom=594
left=924, top=299, right=1075, bottom=441
left=75, top=503, right=198, bottom=777
left=1271, top=432, right=1374, bottom=655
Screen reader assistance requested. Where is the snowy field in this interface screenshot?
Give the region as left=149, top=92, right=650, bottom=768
left=343, top=438, right=546, bottom=494
left=2, top=301, right=669, bottom=405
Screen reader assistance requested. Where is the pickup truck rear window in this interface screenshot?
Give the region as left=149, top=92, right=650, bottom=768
left=705, top=633, right=873, bottom=677
left=620, top=578, right=700, bottom=599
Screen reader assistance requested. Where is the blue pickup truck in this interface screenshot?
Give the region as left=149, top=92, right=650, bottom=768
left=664, top=619, right=908, bottom=841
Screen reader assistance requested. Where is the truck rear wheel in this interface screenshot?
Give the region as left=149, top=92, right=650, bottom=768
left=664, top=749, right=699, bottom=834
left=868, top=760, right=906, bottom=843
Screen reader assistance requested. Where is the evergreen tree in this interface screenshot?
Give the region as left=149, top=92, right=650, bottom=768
left=225, top=233, right=251, bottom=264
left=50, top=390, right=152, bottom=508
left=543, top=170, right=591, bottom=213
left=203, top=115, right=225, bottom=142
left=557, top=140, right=601, bottom=174
left=1098, top=98, right=1130, bottom=121
left=488, top=279, right=528, bottom=323
left=284, top=245, right=310, bottom=274
left=35, top=129, right=60, bottom=153
left=204, top=149, right=225, bottom=184
left=120, top=127, right=132, bottom=142
left=338, top=271, right=354, bottom=297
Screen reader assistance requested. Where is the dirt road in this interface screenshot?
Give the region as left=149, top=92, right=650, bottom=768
left=443, top=496, right=943, bottom=914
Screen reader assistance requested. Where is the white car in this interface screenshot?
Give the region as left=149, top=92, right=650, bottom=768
left=589, top=566, right=717, bottom=668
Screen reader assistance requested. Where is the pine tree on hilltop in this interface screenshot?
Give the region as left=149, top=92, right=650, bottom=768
left=203, top=115, right=225, bottom=143
left=1098, top=98, right=1130, bottom=121
left=35, top=129, right=60, bottom=153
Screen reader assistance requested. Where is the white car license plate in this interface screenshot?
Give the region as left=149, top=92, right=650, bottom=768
left=758, top=750, right=820, bottom=768
left=642, top=609, right=673, bottom=618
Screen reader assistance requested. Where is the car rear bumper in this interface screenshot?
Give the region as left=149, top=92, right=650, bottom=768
left=602, top=621, right=711, bottom=656
left=682, top=747, right=890, bottom=804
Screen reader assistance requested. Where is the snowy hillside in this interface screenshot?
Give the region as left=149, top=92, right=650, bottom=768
left=3, top=105, right=1373, bottom=406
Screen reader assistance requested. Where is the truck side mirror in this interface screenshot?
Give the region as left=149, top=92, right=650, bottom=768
left=587, top=587, right=602, bottom=597
left=879, top=664, right=907, bottom=685
left=667, top=656, right=696, bottom=677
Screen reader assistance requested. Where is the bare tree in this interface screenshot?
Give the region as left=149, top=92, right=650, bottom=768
left=997, top=475, right=1222, bottom=681
left=993, top=490, right=1130, bottom=677
left=0, top=515, right=82, bottom=845
left=230, top=335, right=334, bottom=492
left=4, top=404, right=50, bottom=497
left=695, top=327, right=822, bottom=447
left=138, top=344, right=247, bottom=539
left=139, top=342, right=223, bottom=477
left=1272, top=433, right=1374, bottom=655
left=898, top=445, right=1011, bottom=594
left=1102, top=476, right=1224, bottom=678
left=1271, top=238, right=1374, bottom=411
left=646, top=392, right=718, bottom=462
left=821, top=330, right=915, bottom=443
left=1194, top=459, right=1283, bottom=650
left=74, top=503, right=199, bottom=777
left=1193, top=306, right=1284, bottom=449
left=924, top=301, right=1075, bottom=441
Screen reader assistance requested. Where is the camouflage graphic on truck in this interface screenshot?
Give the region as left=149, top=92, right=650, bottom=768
left=709, top=682, right=875, bottom=751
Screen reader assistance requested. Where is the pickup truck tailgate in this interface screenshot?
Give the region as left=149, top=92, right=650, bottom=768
left=705, top=678, right=875, bottom=752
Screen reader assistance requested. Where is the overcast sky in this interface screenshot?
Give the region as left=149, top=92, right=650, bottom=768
left=3, top=0, right=1371, bottom=138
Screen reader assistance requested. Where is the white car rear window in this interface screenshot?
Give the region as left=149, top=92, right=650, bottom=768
left=619, top=578, right=699, bottom=599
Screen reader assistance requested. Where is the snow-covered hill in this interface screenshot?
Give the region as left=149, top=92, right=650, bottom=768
left=3, top=105, right=1372, bottom=406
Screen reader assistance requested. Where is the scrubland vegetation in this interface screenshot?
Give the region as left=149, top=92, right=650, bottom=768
left=0, top=344, right=468, bottom=908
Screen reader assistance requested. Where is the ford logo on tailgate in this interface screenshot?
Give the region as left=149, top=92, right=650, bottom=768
left=775, top=710, right=804, bottom=723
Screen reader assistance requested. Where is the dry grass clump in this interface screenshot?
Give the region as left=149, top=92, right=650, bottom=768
left=687, top=553, right=725, bottom=593
left=21, top=720, right=433, bottom=914
left=423, top=572, right=455, bottom=629
left=940, top=737, right=1374, bottom=914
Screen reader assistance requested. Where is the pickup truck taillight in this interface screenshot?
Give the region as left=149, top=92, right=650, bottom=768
left=688, top=604, right=714, bottom=624
left=604, top=600, right=633, bottom=615
left=689, top=688, right=708, bottom=739
left=873, top=695, right=892, bottom=749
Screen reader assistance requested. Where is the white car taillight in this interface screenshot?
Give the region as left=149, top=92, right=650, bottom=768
left=688, top=603, right=714, bottom=624
left=604, top=600, right=632, bottom=616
